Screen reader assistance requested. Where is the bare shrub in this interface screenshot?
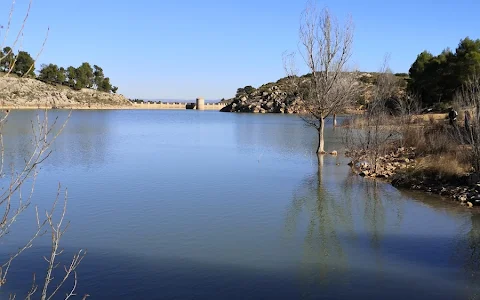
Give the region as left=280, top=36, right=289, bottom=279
left=416, top=123, right=457, bottom=155
left=453, top=72, right=480, bottom=173
left=400, top=126, right=425, bottom=149
left=393, top=92, right=423, bottom=148
left=343, top=56, right=399, bottom=172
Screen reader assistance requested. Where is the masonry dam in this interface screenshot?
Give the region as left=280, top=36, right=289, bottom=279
left=132, top=98, right=227, bottom=111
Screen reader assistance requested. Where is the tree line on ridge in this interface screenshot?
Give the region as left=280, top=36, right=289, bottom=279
left=0, top=47, right=118, bottom=93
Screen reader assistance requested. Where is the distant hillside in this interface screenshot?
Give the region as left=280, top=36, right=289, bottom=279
left=220, top=72, right=408, bottom=114
left=0, top=75, right=132, bottom=108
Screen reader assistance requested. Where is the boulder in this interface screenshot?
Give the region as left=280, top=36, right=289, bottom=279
left=360, top=162, right=369, bottom=170
left=359, top=170, right=370, bottom=177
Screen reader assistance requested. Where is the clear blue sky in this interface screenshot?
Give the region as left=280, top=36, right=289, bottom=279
left=3, top=0, right=480, bottom=100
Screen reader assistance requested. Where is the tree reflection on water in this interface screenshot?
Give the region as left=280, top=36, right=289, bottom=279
left=285, top=153, right=480, bottom=298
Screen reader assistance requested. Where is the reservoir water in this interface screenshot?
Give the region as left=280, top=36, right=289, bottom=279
left=1, top=110, right=479, bottom=299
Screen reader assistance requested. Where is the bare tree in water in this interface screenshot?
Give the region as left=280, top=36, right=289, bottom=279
left=283, top=0, right=358, bottom=154
left=0, top=1, right=86, bottom=298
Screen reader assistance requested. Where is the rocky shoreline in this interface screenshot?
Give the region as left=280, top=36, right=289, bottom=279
left=346, top=147, right=480, bottom=208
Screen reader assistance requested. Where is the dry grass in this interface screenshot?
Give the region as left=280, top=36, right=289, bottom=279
left=401, top=122, right=458, bottom=156
left=408, top=154, right=470, bottom=181
left=400, top=121, right=473, bottom=181
left=400, top=126, right=423, bottom=147
left=342, top=112, right=445, bottom=130
left=412, top=113, right=447, bottom=122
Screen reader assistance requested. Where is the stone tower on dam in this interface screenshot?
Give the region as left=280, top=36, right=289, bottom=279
left=196, top=97, right=205, bottom=110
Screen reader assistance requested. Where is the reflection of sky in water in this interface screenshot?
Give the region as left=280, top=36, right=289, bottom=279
left=0, top=110, right=479, bottom=299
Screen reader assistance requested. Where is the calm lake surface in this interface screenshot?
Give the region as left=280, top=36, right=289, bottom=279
left=1, top=110, right=480, bottom=299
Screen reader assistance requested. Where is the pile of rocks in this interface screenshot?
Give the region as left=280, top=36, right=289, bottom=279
left=346, top=147, right=416, bottom=179
left=220, top=85, right=305, bottom=114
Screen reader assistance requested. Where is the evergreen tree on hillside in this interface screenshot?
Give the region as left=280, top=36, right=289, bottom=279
left=93, top=65, right=105, bottom=89
left=38, top=64, right=68, bottom=84
left=67, top=66, right=76, bottom=87
left=74, top=62, right=94, bottom=90
left=408, top=37, right=480, bottom=106
left=58, top=66, right=66, bottom=84
left=38, top=64, right=59, bottom=83
left=13, top=51, right=35, bottom=77
left=4, top=46, right=120, bottom=93
left=99, top=77, right=112, bottom=92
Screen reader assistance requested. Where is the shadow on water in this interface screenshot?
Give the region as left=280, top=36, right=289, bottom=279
left=1, top=240, right=479, bottom=300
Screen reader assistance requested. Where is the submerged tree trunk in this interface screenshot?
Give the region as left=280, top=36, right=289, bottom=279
left=317, top=118, right=325, bottom=154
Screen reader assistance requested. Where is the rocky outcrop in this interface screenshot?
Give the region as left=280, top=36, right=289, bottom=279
left=220, top=72, right=407, bottom=114
left=220, top=84, right=305, bottom=114
left=0, top=76, right=132, bottom=108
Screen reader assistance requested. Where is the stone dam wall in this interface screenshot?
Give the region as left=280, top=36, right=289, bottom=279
left=132, top=102, right=227, bottom=110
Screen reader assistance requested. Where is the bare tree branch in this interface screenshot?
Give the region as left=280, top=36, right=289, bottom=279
left=23, top=27, right=49, bottom=78
left=40, top=186, right=87, bottom=300
left=342, top=55, right=402, bottom=174
left=0, top=1, right=87, bottom=299
left=285, top=0, right=358, bottom=154
left=454, top=72, right=480, bottom=173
